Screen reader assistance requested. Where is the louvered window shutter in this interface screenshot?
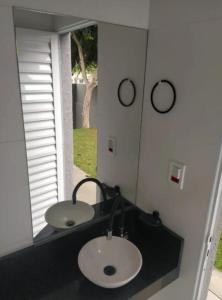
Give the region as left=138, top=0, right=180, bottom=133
left=16, top=28, right=64, bottom=237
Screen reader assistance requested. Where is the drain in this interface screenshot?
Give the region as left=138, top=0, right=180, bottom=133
left=103, top=265, right=116, bottom=276
left=65, top=220, right=75, bottom=227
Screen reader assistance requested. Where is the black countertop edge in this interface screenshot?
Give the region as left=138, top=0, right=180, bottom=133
left=130, top=235, right=184, bottom=300
left=0, top=198, right=133, bottom=262
left=0, top=199, right=183, bottom=263
left=36, top=199, right=184, bottom=250
left=0, top=203, right=184, bottom=300
left=34, top=199, right=134, bottom=246
left=130, top=267, right=179, bottom=300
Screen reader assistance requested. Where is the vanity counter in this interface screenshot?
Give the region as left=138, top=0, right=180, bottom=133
left=0, top=207, right=183, bottom=300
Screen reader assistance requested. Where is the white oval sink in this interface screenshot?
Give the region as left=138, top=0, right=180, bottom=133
left=78, top=236, right=142, bottom=288
left=45, top=200, right=95, bottom=230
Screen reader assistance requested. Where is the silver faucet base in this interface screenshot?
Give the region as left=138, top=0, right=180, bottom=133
left=107, top=230, right=112, bottom=240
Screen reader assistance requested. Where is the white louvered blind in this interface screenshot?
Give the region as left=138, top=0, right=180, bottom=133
left=16, top=28, right=63, bottom=237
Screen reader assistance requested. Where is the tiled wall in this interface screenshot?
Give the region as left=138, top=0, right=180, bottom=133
left=137, top=1, right=222, bottom=299
left=0, top=6, right=33, bottom=256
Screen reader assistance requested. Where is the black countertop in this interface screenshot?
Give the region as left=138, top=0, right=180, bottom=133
left=0, top=206, right=183, bottom=300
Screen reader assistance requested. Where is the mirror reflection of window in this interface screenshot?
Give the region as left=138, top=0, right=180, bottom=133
left=14, top=8, right=98, bottom=238
left=13, top=8, right=147, bottom=246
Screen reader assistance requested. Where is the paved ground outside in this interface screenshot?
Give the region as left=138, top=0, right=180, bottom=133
left=207, top=268, right=222, bottom=300
left=73, top=164, right=97, bottom=205
left=208, top=290, right=221, bottom=300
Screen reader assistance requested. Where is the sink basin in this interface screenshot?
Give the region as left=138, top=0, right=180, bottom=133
left=45, top=200, right=95, bottom=230
left=78, top=236, right=142, bottom=288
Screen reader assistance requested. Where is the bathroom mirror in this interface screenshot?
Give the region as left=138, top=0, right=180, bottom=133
left=10, top=7, right=148, bottom=247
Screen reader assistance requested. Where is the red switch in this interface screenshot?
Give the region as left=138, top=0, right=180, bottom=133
left=171, top=176, right=179, bottom=184
left=169, top=161, right=186, bottom=190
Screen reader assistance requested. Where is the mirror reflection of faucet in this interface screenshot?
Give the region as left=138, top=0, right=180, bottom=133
left=44, top=177, right=123, bottom=231
left=72, top=177, right=108, bottom=205
left=72, top=178, right=128, bottom=239
left=44, top=177, right=107, bottom=230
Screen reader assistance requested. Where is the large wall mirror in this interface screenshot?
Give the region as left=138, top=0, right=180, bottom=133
left=8, top=7, right=148, bottom=249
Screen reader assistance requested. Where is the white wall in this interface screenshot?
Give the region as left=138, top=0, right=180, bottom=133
left=59, top=33, right=74, bottom=201
left=149, top=0, right=222, bottom=29
left=97, top=23, right=147, bottom=203
left=137, top=1, right=222, bottom=299
left=0, top=6, right=33, bottom=256
left=0, top=0, right=150, bottom=29
left=13, top=8, right=84, bottom=33
left=13, top=8, right=54, bottom=31
left=53, top=15, right=84, bottom=32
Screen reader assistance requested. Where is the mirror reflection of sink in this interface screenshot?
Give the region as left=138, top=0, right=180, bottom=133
left=78, top=236, right=142, bottom=288
left=45, top=200, right=95, bottom=230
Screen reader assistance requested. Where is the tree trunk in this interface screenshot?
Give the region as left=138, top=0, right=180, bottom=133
left=71, top=32, right=97, bottom=128
left=82, top=81, right=96, bottom=128
left=71, top=32, right=88, bottom=83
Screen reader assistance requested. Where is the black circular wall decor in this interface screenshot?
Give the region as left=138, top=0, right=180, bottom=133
left=150, top=79, right=176, bottom=114
left=117, top=78, right=136, bottom=107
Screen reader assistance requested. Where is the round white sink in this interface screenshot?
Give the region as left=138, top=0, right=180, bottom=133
left=45, top=200, right=95, bottom=230
left=78, top=236, right=142, bottom=288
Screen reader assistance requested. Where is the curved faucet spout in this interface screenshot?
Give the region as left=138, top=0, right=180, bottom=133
left=72, top=177, right=107, bottom=205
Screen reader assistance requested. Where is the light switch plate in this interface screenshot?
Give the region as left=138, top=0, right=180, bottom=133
left=168, top=161, right=186, bottom=190
left=107, top=136, right=116, bottom=157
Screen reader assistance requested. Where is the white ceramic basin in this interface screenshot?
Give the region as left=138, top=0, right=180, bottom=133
left=45, top=200, right=95, bottom=230
left=78, top=236, right=142, bottom=288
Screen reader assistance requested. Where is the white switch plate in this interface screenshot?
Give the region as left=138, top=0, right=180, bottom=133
left=168, top=161, right=186, bottom=190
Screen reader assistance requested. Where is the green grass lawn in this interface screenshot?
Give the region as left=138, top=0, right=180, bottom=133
left=215, top=232, right=222, bottom=271
left=73, top=128, right=97, bottom=177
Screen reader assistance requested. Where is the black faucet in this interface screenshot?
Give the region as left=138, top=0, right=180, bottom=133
left=107, top=188, right=126, bottom=240
left=72, top=177, right=108, bottom=204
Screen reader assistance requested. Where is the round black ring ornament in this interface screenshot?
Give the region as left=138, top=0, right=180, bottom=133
left=150, top=79, right=176, bottom=114
left=117, top=78, right=136, bottom=107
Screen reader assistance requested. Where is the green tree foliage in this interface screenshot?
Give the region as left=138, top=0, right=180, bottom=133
left=71, top=25, right=97, bottom=74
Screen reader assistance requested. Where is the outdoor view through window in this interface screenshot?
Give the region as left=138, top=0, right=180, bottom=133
left=71, top=25, right=98, bottom=205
